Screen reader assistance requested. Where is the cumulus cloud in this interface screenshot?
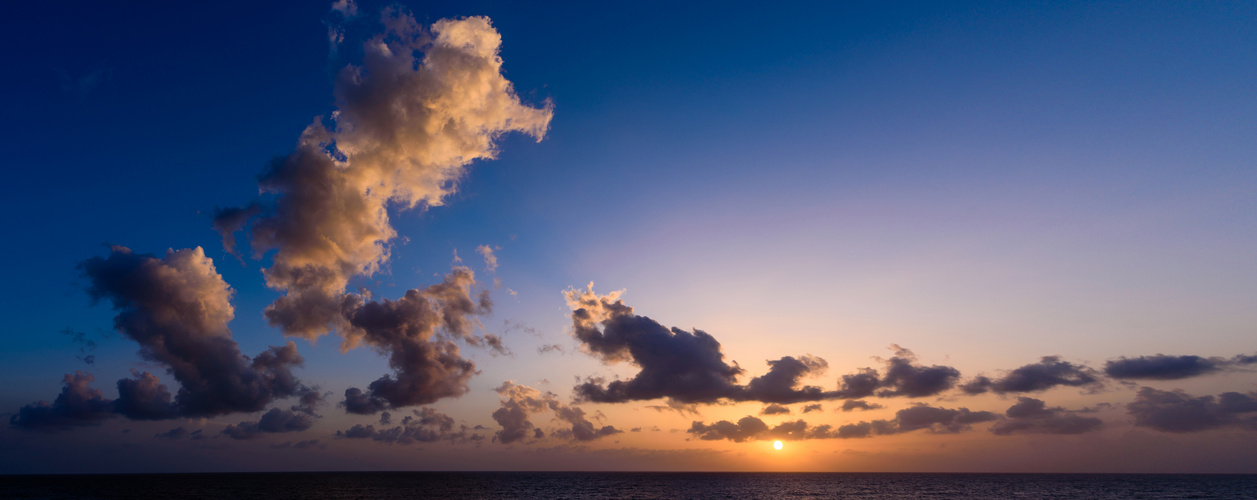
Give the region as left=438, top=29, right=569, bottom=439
left=1104, top=354, right=1257, bottom=381
left=1126, top=387, right=1257, bottom=433
left=959, top=356, right=1101, bottom=395
left=760, top=404, right=791, bottom=415
left=837, top=404, right=999, bottom=438
left=872, top=346, right=961, bottom=398
left=339, top=268, right=491, bottom=414
left=491, top=381, right=621, bottom=444
left=9, top=372, right=114, bottom=431
left=801, top=404, right=823, bottom=413
left=565, top=285, right=858, bottom=404
left=213, top=11, right=551, bottom=345
left=989, top=397, right=1103, bottom=435
left=686, top=417, right=844, bottom=442
left=336, top=407, right=482, bottom=445
left=222, top=408, right=317, bottom=440
left=12, top=247, right=318, bottom=431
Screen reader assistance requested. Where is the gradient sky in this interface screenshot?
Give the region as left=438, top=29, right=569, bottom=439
left=2, top=0, right=1255, bottom=473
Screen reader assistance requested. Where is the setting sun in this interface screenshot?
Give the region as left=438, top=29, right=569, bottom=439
left=773, top=441, right=783, bottom=450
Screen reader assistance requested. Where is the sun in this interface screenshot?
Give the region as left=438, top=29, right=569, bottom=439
left=773, top=440, right=784, bottom=450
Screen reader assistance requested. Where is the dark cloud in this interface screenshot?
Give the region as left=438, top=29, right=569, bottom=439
left=801, top=404, right=823, bottom=414
left=222, top=408, right=316, bottom=440
left=537, top=344, right=565, bottom=355
left=760, top=404, right=791, bottom=415
left=687, top=417, right=846, bottom=442
left=841, top=400, right=884, bottom=412
left=491, top=382, right=620, bottom=445
left=838, top=404, right=999, bottom=439
left=339, top=268, right=488, bottom=414
left=1127, top=387, right=1257, bottom=433
left=567, top=287, right=953, bottom=405
left=1104, top=354, right=1257, bottom=381
left=13, top=247, right=320, bottom=431
left=336, top=408, right=481, bottom=445
left=989, top=397, right=1103, bottom=435
left=154, top=427, right=203, bottom=440
left=9, top=372, right=115, bottom=431
left=959, top=356, right=1101, bottom=395
left=645, top=399, right=702, bottom=417
left=566, top=285, right=744, bottom=404
left=874, top=347, right=961, bottom=398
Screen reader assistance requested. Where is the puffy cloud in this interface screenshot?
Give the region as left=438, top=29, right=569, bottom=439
left=222, top=408, right=317, bottom=440
left=213, top=11, right=551, bottom=345
left=339, top=268, right=489, bottom=414
left=565, top=285, right=744, bottom=403
left=760, top=404, right=791, bottom=415
left=873, top=347, right=961, bottom=398
left=989, top=397, right=1103, bottom=436
left=841, top=400, right=884, bottom=412
left=1127, top=387, right=1257, bottom=433
left=838, top=404, right=998, bottom=439
left=491, top=381, right=621, bottom=444
left=335, top=407, right=481, bottom=445
left=688, top=416, right=770, bottom=442
left=959, top=356, right=1101, bottom=395
left=12, top=247, right=318, bottom=432
left=801, top=404, right=823, bottom=413
left=1104, top=354, right=1257, bottom=381
left=9, top=372, right=115, bottom=431
left=567, top=287, right=963, bottom=405
left=686, top=417, right=848, bottom=442
left=742, top=355, right=832, bottom=404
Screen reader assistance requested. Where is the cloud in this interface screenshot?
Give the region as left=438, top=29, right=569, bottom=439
left=685, top=417, right=847, bottom=442
left=491, top=382, right=621, bottom=444
left=213, top=11, right=551, bottom=345
left=1127, top=387, right=1257, bottom=433
left=476, top=245, right=499, bottom=274
left=566, top=287, right=965, bottom=405
left=1104, top=354, right=1257, bottom=381
left=537, top=344, right=565, bottom=355
left=873, top=346, right=961, bottom=398
left=335, top=407, right=481, bottom=445
left=760, top=404, right=791, bottom=415
left=12, top=247, right=319, bottom=431
left=154, top=427, right=203, bottom=440
left=565, top=285, right=744, bottom=403
left=802, top=404, right=823, bottom=413
left=989, top=397, right=1103, bottom=435
left=222, top=408, right=317, bottom=440
left=841, top=400, right=884, bottom=412
left=9, top=372, right=115, bottom=431
left=338, top=268, right=489, bottom=414
left=959, top=356, right=1101, bottom=395
left=836, top=404, right=998, bottom=439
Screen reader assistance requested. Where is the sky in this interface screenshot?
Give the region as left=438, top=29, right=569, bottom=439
left=1, top=0, right=1255, bottom=473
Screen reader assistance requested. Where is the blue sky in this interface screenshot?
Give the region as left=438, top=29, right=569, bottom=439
left=1, top=0, right=1255, bottom=472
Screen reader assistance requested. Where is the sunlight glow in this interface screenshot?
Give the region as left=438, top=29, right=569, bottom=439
left=773, top=440, right=784, bottom=450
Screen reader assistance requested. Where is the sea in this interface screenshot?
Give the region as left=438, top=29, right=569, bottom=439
left=1, top=472, right=1255, bottom=499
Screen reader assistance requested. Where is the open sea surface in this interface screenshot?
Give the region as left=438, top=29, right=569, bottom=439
left=2, top=472, right=1255, bottom=499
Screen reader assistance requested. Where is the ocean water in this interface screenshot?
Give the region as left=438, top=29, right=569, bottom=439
left=2, top=472, right=1255, bottom=499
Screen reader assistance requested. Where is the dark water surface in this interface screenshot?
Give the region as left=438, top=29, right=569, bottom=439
left=2, top=472, right=1255, bottom=499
